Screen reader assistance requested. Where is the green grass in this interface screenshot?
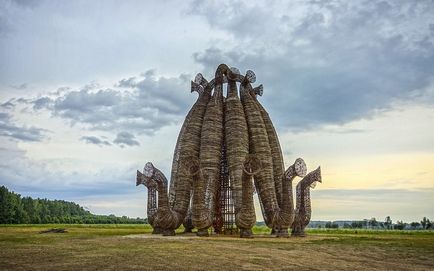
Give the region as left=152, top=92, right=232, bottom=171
left=306, top=227, right=434, bottom=235
left=1, top=224, right=433, bottom=270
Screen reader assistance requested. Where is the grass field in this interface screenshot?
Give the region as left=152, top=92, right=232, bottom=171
left=1, top=224, right=433, bottom=270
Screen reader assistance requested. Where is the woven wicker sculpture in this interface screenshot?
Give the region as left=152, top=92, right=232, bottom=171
left=292, top=166, right=322, bottom=236
left=137, top=64, right=322, bottom=237
left=136, top=170, right=160, bottom=233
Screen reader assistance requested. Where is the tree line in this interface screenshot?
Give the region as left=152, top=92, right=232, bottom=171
left=0, top=186, right=147, bottom=224
left=322, top=216, right=432, bottom=230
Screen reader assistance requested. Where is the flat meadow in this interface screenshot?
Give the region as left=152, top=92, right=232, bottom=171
left=1, top=224, right=433, bottom=270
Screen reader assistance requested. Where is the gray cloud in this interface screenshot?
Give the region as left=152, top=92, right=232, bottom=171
left=113, top=131, right=140, bottom=147
left=29, top=71, right=195, bottom=137
left=0, top=69, right=196, bottom=146
left=11, top=83, right=28, bottom=90
left=1, top=70, right=195, bottom=150
left=115, top=69, right=192, bottom=115
left=32, top=97, right=52, bottom=110
left=16, top=98, right=30, bottom=104
left=0, top=112, right=48, bottom=142
left=80, top=135, right=111, bottom=146
left=1, top=100, right=14, bottom=109
left=190, top=0, right=434, bottom=131
left=55, top=88, right=120, bottom=111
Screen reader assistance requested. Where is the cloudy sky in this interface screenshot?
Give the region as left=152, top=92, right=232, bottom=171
left=1, top=0, right=433, bottom=223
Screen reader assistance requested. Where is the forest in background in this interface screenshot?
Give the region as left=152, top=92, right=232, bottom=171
left=0, top=186, right=147, bottom=224
left=1, top=185, right=431, bottom=229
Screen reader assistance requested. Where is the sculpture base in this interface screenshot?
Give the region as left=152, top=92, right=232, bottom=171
left=183, top=228, right=193, bottom=233
left=162, top=229, right=176, bottom=236
left=152, top=227, right=162, bottom=234
left=291, top=229, right=306, bottom=237
left=239, top=228, right=254, bottom=238
left=276, top=228, right=289, bottom=238
left=196, top=228, right=209, bottom=237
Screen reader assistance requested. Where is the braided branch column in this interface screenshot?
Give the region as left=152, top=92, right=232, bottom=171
left=292, top=167, right=322, bottom=237
left=275, top=158, right=307, bottom=237
left=193, top=64, right=226, bottom=236
left=141, top=162, right=179, bottom=236
left=250, top=85, right=286, bottom=235
left=136, top=170, right=161, bottom=234
left=240, top=73, right=278, bottom=228
left=236, top=155, right=261, bottom=238
left=225, top=67, right=249, bottom=217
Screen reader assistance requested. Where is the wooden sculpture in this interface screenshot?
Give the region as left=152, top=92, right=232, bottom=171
left=136, top=64, right=322, bottom=237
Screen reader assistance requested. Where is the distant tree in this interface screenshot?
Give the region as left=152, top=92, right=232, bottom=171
left=420, top=217, right=430, bottom=230
left=369, top=218, right=378, bottom=228
left=384, top=216, right=392, bottom=230
left=0, top=186, right=19, bottom=223
left=0, top=185, right=149, bottom=225
left=0, top=187, right=10, bottom=223
left=351, top=221, right=364, bottom=229
left=325, top=222, right=338, bottom=228
left=427, top=219, right=432, bottom=230
left=410, top=222, right=420, bottom=229
left=363, top=219, right=369, bottom=229
left=394, top=220, right=406, bottom=230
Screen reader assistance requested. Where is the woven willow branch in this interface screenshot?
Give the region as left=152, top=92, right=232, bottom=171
left=274, top=158, right=307, bottom=237
left=250, top=85, right=285, bottom=210
left=169, top=75, right=209, bottom=208
left=140, top=162, right=178, bottom=235
left=240, top=73, right=278, bottom=228
left=235, top=155, right=261, bottom=238
left=169, top=80, right=211, bottom=230
left=193, top=64, right=226, bottom=235
left=136, top=170, right=160, bottom=233
left=224, top=67, right=249, bottom=217
left=292, top=166, right=322, bottom=237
